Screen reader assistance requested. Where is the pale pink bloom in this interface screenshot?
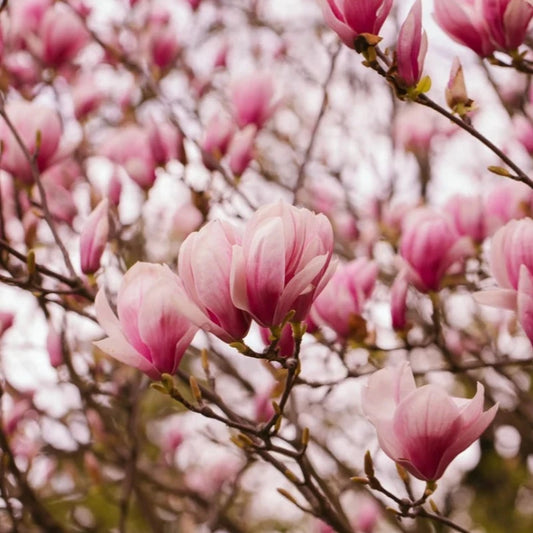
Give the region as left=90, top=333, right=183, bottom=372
left=149, top=26, right=180, bottom=70
left=39, top=5, right=89, bottom=67
left=147, top=120, right=184, bottom=166
left=259, top=323, right=295, bottom=357
left=231, top=73, right=276, bottom=129
left=171, top=202, right=203, bottom=241
left=356, top=498, right=381, bottom=533
left=36, top=181, right=77, bottom=226
left=394, top=105, right=455, bottom=158
left=41, top=160, right=82, bottom=191
left=108, top=167, right=123, bottom=207
left=161, top=427, right=184, bottom=456
left=178, top=220, right=252, bottom=341
left=228, top=125, right=257, bottom=176
left=362, top=362, right=498, bottom=481
left=312, top=258, right=377, bottom=340
left=213, top=41, right=229, bottom=69
left=3, top=398, right=33, bottom=435
left=80, top=199, right=109, bottom=275
left=231, top=202, right=335, bottom=327
left=72, top=77, right=104, bottom=121
left=434, top=0, right=496, bottom=56
left=484, top=181, right=532, bottom=232
left=201, top=115, right=235, bottom=167
left=474, top=219, right=533, bottom=324
left=46, top=324, right=63, bottom=368
left=482, top=0, right=533, bottom=51
left=444, top=194, right=488, bottom=243
left=95, top=262, right=198, bottom=379
left=254, top=389, right=276, bottom=423
left=8, top=0, right=51, bottom=45
left=396, top=0, right=427, bottom=88
left=0, top=312, right=15, bottom=337
left=514, top=115, right=533, bottom=155
left=318, top=0, right=393, bottom=47
left=0, top=100, right=63, bottom=184
left=101, top=126, right=157, bottom=190
left=390, top=270, right=409, bottom=331
left=400, top=208, right=473, bottom=292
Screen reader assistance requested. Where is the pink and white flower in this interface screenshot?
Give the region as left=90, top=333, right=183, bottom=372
left=362, top=362, right=498, bottom=481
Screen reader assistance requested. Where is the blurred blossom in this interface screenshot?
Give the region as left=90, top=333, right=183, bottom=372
left=362, top=362, right=498, bottom=480
left=228, top=125, right=257, bottom=176
left=444, top=193, right=488, bottom=244
left=108, top=167, right=123, bottom=207
left=36, top=181, right=78, bottom=226
left=95, top=262, right=198, bottom=379
left=400, top=208, right=473, bottom=292
left=72, top=76, right=104, bottom=121
left=201, top=114, right=235, bottom=168
left=0, top=100, right=63, bottom=184
left=484, top=180, right=533, bottom=232
left=231, top=201, right=335, bottom=327
left=231, top=73, right=276, bottom=129
left=0, top=311, right=15, bottom=337
left=355, top=498, right=381, bottom=533
left=254, top=388, right=276, bottom=423
left=101, top=126, right=157, bottom=190
left=147, top=120, right=184, bottom=167
left=46, top=324, right=63, bottom=368
left=39, top=5, right=89, bottom=67
left=171, top=202, right=204, bottom=241
left=312, top=258, right=377, bottom=341
left=149, top=25, right=180, bottom=71
left=513, top=115, right=533, bottom=155
left=391, top=270, right=409, bottom=331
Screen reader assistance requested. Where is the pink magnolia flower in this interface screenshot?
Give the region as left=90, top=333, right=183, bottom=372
left=484, top=181, right=533, bottom=232
left=101, top=126, right=157, bottom=190
left=108, top=167, right=123, bottom=207
left=514, top=115, right=533, bottom=155
left=228, top=125, right=257, bottom=176
left=94, top=262, right=198, bottom=379
left=147, top=120, right=184, bottom=167
left=36, top=181, right=77, bottom=226
left=444, top=194, right=488, bottom=244
left=482, top=0, right=533, bottom=51
left=178, top=220, right=252, bottom=341
left=0, top=100, right=63, bottom=184
left=80, top=199, right=109, bottom=275
left=312, top=258, right=377, bottom=340
left=46, top=324, right=63, bottom=368
left=474, top=219, right=533, bottom=341
left=231, top=73, right=276, bottom=129
left=434, top=0, right=496, bottom=57
left=39, top=5, right=89, bottom=67
left=231, top=202, right=335, bottom=328
left=149, top=25, right=180, bottom=70
left=362, top=362, right=498, bottom=481
left=0, top=312, right=15, bottom=337
left=319, top=0, right=393, bottom=47
left=400, top=208, right=473, bottom=292
left=391, top=270, right=409, bottom=331
left=171, top=202, right=203, bottom=241
left=201, top=115, right=235, bottom=168
left=396, top=0, right=427, bottom=88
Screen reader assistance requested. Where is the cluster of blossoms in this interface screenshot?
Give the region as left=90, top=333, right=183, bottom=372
left=95, top=201, right=335, bottom=376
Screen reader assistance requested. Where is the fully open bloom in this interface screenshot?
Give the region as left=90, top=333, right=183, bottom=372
left=94, top=262, right=197, bottom=379
left=231, top=202, right=335, bottom=328
left=362, top=363, right=498, bottom=481
left=319, top=0, right=393, bottom=47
